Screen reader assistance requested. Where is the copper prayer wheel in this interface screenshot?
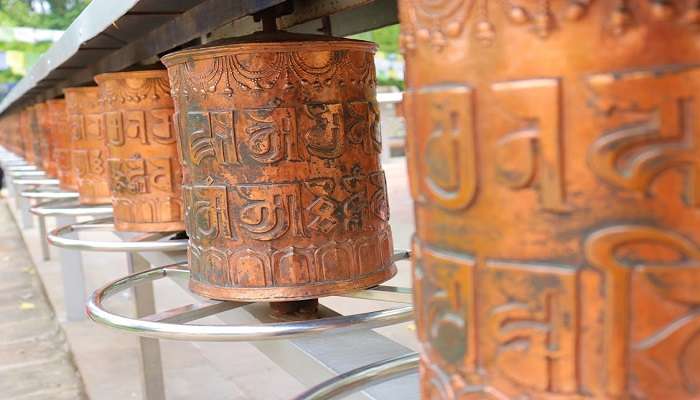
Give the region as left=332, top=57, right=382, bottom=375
left=94, top=70, right=185, bottom=232
left=63, top=87, right=111, bottom=204
left=8, top=111, right=22, bottom=156
left=20, top=108, right=34, bottom=164
left=27, top=105, right=45, bottom=168
left=47, top=99, right=77, bottom=190
left=34, top=102, right=57, bottom=177
left=162, top=32, right=395, bottom=302
left=400, top=1, right=700, bottom=399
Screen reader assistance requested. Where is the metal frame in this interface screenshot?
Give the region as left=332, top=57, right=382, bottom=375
left=87, top=252, right=412, bottom=342
left=48, top=217, right=188, bottom=252
left=14, top=178, right=59, bottom=186
left=29, top=198, right=114, bottom=320
left=292, top=353, right=419, bottom=400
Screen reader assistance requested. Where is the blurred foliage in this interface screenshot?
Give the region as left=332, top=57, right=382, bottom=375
left=0, top=0, right=90, bottom=30
left=378, top=77, right=404, bottom=90
left=0, top=0, right=89, bottom=89
left=0, top=67, right=20, bottom=81
left=0, top=40, right=50, bottom=52
left=351, top=24, right=400, bottom=54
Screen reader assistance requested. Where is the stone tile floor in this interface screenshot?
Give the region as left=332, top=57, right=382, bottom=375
left=0, top=200, right=87, bottom=399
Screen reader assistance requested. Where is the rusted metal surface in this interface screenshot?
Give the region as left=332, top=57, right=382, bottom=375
left=28, top=105, right=45, bottom=168
left=47, top=99, right=77, bottom=190
left=95, top=70, right=185, bottom=233
left=35, top=102, right=57, bottom=177
left=162, top=32, right=395, bottom=302
left=400, top=1, right=700, bottom=399
left=63, top=87, right=111, bottom=205
left=20, top=108, right=35, bottom=164
left=0, top=111, right=22, bottom=155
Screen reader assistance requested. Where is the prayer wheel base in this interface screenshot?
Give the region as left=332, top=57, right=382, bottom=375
left=189, top=263, right=397, bottom=302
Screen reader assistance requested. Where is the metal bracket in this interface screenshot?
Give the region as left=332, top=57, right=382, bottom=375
left=14, top=178, right=59, bottom=186
left=48, top=217, right=188, bottom=253
left=30, top=198, right=113, bottom=217
left=291, top=353, right=420, bottom=400
left=87, top=251, right=413, bottom=342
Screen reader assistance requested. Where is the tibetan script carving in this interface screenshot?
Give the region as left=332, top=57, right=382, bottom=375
left=163, top=33, right=395, bottom=301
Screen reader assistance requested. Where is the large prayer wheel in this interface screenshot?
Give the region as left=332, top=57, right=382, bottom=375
left=27, top=105, right=44, bottom=168
left=63, top=87, right=111, bottom=204
left=95, top=70, right=185, bottom=232
left=47, top=99, right=77, bottom=190
left=20, top=108, right=34, bottom=164
left=162, top=32, right=395, bottom=301
left=399, top=1, right=700, bottom=399
left=35, top=102, right=56, bottom=177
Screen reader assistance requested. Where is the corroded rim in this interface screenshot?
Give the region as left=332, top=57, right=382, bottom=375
left=189, top=263, right=398, bottom=302
left=94, top=69, right=169, bottom=84
left=162, top=37, right=377, bottom=67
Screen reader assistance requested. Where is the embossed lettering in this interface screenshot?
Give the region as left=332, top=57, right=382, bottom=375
left=232, top=183, right=306, bottom=241
left=301, top=103, right=345, bottom=159
left=406, top=85, right=477, bottom=211
left=588, top=68, right=700, bottom=207
left=236, top=107, right=299, bottom=163
left=492, top=78, right=568, bottom=212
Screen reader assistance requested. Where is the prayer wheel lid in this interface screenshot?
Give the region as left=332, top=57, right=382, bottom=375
left=161, top=31, right=377, bottom=66
left=94, top=69, right=168, bottom=84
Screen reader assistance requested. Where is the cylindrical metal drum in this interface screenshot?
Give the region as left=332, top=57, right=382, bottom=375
left=7, top=111, right=21, bottom=156
left=162, top=32, right=395, bottom=302
left=28, top=105, right=44, bottom=168
left=94, top=70, right=185, bottom=232
left=20, top=108, right=34, bottom=164
left=47, top=99, right=77, bottom=190
left=63, top=87, right=111, bottom=204
left=399, top=1, right=700, bottom=399
left=35, top=102, right=57, bottom=177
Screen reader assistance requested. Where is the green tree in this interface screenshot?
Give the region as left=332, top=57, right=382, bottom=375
left=0, top=0, right=90, bottom=29
left=352, top=24, right=400, bottom=54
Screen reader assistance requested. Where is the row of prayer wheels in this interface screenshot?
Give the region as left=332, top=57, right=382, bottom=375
left=0, top=31, right=395, bottom=303
left=1, top=3, right=698, bottom=396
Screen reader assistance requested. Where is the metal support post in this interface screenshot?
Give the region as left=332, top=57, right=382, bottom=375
left=127, top=253, right=166, bottom=400
left=56, top=214, right=86, bottom=321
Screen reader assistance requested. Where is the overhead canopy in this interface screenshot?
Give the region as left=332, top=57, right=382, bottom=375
left=0, top=0, right=397, bottom=114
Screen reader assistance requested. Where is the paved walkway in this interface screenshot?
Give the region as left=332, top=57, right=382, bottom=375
left=0, top=200, right=86, bottom=399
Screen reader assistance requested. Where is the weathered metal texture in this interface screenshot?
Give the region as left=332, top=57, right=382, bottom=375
left=63, top=87, right=111, bottom=204
left=28, top=105, right=45, bottom=168
left=5, top=111, right=22, bottom=155
left=47, top=99, right=77, bottom=190
left=20, top=108, right=35, bottom=164
left=162, top=32, right=395, bottom=302
left=35, top=102, right=57, bottom=177
left=95, top=70, right=185, bottom=233
left=399, top=1, right=700, bottom=399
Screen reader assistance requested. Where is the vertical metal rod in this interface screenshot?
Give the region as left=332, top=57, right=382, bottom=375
left=5, top=170, right=15, bottom=197
left=38, top=213, right=50, bottom=260
left=127, top=253, right=166, bottom=400
left=56, top=214, right=86, bottom=321
left=18, top=189, right=34, bottom=229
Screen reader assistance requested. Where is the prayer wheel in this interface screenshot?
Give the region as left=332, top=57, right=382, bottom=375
left=399, top=1, right=700, bottom=399
left=47, top=99, right=77, bottom=190
left=20, top=108, right=34, bottom=164
left=162, top=32, right=395, bottom=301
left=94, top=70, right=185, bottom=232
left=63, top=87, right=111, bottom=205
left=35, top=102, right=57, bottom=177
left=27, top=105, right=44, bottom=168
